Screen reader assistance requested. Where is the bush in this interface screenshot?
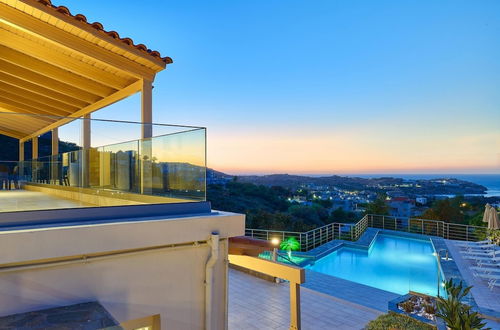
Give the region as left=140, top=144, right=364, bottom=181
left=365, top=312, right=435, bottom=330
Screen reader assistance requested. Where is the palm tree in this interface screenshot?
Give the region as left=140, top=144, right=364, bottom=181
left=280, top=237, right=301, bottom=258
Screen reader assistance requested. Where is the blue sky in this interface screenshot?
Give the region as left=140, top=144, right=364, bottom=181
left=64, top=0, right=500, bottom=174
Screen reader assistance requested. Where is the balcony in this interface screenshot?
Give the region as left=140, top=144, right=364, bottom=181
left=0, top=113, right=208, bottom=226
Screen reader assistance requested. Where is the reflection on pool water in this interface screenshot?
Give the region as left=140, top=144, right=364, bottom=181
left=306, top=234, right=443, bottom=296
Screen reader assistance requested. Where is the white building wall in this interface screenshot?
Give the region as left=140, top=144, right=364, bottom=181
left=0, top=212, right=244, bottom=330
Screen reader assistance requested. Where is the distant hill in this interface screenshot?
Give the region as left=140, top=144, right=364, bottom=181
left=207, top=170, right=487, bottom=196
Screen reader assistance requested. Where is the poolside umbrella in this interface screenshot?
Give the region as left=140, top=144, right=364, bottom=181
left=489, top=206, right=500, bottom=230
left=483, top=204, right=491, bottom=224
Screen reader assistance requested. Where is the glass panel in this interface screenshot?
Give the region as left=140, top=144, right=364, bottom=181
left=0, top=113, right=207, bottom=214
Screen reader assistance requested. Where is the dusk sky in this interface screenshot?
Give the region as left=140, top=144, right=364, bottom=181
left=64, top=0, right=499, bottom=174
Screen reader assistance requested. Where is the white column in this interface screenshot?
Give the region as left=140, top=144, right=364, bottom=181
left=19, top=141, right=24, bottom=162
left=141, top=79, right=153, bottom=139
left=32, top=137, right=38, bottom=182
left=51, top=128, right=59, bottom=184
left=141, top=79, right=153, bottom=194
left=81, top=115, right=91, bottom=188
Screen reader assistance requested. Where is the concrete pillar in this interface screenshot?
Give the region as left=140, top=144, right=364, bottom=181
left=51, top=128, right=59, bottom=156
left=51, top=128, right=59, bottom=184
left=141, top=79, right=153, bottom=139
left=81, top=115, right=91, bottom=188
left=32, top=136, right=38, bottom=182
left=141, top=79, right=153, bottom=194
left=19, top=141, right=24, bottom=162
left=32, top=136, right=38, bottom=160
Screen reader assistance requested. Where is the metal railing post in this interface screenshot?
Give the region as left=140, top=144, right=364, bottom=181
left=266, top=231, right=269, bottom=241
left=421, top=220, right=424, bottom=234
left=382, top=216, right=385, bottom=229
left=466, top=226, right=469, bottom=241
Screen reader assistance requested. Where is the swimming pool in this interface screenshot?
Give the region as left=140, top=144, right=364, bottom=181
left=306, top=233, right=444, bottom=296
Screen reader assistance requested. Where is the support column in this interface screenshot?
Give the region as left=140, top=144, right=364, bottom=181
left=51, top=128, right=59, bottom=185
left=289, top=282, right=301, bottom=330
left=18, top=140, right=24, bottom=187
left=141, top=79, right=153, bottom=194
left=81, top=115, right=91, bottom=188
left=32, top=136, right=38, bottom=182
left=19, top=141, right=24, bottom=162
left=141, top=79, right=153, bottom=139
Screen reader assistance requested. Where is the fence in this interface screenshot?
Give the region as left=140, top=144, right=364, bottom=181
left=245, top=215, right=369, bottom=252
left=245, top=214, right=488, bottom=252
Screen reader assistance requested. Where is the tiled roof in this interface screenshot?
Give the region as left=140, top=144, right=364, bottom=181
left=35, top=0, right=173, bottom=64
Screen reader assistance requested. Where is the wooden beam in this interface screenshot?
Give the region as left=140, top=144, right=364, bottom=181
left=1, top=3, right=160, bottom=80
left=0, top=60, right=101, bottom=104
left=0, top=72, right=89, bottom=108
left=0, top=82, right=79, bottom=114
left=228, top=255, right=305, bottom=284
left=0, top=26, right=134, bottom=90
left=20, top=80, right=142, bottom=142
left=0, top=45, right=116, bottom=98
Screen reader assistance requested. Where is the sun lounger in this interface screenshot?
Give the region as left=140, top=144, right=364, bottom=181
left=463, top=255, right=500, bottom=263
left=477, top=273, right=500, bottom=281
left=456, top=239, right=491, bottom=247
left=460, top=249, right=497, bottom=257
left=470, top=266, right=500, bottom=274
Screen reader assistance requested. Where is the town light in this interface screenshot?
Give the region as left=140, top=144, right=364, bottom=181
left=271, top=237, right=280, bottom=246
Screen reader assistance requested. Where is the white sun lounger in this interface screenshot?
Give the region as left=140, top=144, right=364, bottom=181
left=460, top=250, right=497, bottom=257
left=456, top=239, right=491, bottom=247
left=470, top=266, right=500, bottom=274
left=461, top=244, right=499, bottom=251
left=463, top=255, right=500, bottom=263
left=477, top=273, right=500, bottom=281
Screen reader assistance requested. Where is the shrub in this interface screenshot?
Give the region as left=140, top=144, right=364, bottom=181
left=400, top=300, right=415, bottom=313
left=365, top=312, right=435, bottom=330
left=436, top=279, right=490, bottom=330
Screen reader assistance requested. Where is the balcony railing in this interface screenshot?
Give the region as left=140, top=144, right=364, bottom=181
left=245, top=214, right=489, bottom=252
left=0, top=113, right=206, bottom=213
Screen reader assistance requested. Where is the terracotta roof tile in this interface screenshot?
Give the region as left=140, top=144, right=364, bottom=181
left=33, top=0, right=173, bottom=65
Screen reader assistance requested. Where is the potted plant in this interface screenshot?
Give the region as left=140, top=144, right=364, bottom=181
left=436, top=279, right=490, bottom=330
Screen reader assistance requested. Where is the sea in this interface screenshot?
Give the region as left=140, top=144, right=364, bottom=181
left=346, top=174, right=500, bottom=197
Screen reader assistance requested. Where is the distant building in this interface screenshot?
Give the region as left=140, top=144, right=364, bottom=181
left=387, top=197, right=415, bottom=218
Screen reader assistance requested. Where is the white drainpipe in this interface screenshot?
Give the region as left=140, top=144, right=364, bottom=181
left=205, top=232, right=220, bottom=330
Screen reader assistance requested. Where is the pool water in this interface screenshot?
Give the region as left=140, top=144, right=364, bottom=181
left=306, top=234, right=443, bottom=296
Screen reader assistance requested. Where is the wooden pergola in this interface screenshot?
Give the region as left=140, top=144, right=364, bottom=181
left=0, top=0, right=172, bottom=160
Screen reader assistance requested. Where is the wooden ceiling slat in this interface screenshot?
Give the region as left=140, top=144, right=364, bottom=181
left=0, top=26, right=135, bottom=90
left=0, top=128, right=25, bottom=139
left=0, top=81, right=80, bottom=113
left=0, top=45, right=117, bottom=98
left=0, top=72, right=89, bottom=108
left=0, top=60, right=101, bottom=104
left=0, top=114, right=50, bottom=133
left=1, top=3, right=160, bottom=80
left=0, top=106, right=55, bottom=125
left=0, top=94, right=71, bottom=117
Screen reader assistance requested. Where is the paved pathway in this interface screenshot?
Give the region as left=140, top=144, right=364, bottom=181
left=229, top=268, right=382, bottom=330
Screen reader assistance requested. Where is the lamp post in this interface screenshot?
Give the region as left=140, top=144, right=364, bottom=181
left=271, top=237, right=280, bottom=262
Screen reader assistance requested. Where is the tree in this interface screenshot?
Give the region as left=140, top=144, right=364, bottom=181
left=422, top=197, right=465, bottom=223
left=365, top=194, right=389, bottom=215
